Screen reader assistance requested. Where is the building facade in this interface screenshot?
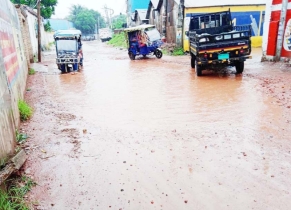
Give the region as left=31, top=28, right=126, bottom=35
left=127, top=0, right=150, bottom=27
left=147, top=0, right=182, bottom=46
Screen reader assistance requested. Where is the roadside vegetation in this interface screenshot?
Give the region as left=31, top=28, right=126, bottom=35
left=28, top=68, right=35, bottom=75
left=172, top=47, right=185, bottom=56
left=0, top=176, right=36, bottom=210
left=108, top=32, right=127, bottom=48
left=18, top=100, right=32, bottom=121
left=162, top=46, right=185, bottom=56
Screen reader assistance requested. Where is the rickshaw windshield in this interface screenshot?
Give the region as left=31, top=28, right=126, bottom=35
left=56, top=40, right=77, bottom=52
left=145, top=28, right=161, bottom=41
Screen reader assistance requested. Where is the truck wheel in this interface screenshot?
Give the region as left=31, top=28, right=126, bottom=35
left=129, top=52, right=135, bottom=60
left=235, top=61, right=244, bottom=74
left=155, top=49, right=163, bottom=59
left=195, top=60, right=202, bottom=76
left=191, top=54, right=195, bottom=68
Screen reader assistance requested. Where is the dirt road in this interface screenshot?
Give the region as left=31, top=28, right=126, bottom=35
left=21, top=41, right=291, bottom=210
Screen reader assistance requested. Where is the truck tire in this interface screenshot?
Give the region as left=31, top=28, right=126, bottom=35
left=191, top=54, right=195, bottom=68
left=235, top=61, right=244, bottom=74
left=129, top=52, right=135, bottom=60
left=195, top=60, right=202, bottom=76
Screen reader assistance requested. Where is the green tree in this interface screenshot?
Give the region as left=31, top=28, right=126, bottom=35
left=68, top=4, right=84, bottom=23
left=88, top=9, right=106, bottom=28
left=68, top=5, right=106, bottom=34
left=112, top=14, right=127, bottom=30
left=74, top=11, right=96, bottom=34
left=10, top=0, right=57, bottom=19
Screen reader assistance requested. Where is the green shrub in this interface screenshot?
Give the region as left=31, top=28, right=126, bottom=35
left=28, top=68, right=35, bottom=75
left=172, top=47, right=184, bottom=56
left=108, top=32, right=127, bottom=48
left=18, top=100, right=32, bottom=121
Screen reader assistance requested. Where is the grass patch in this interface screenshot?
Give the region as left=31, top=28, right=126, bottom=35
left=161, top=49, right=169, bottom=55
left=172, top=47, right=185, bottom=56
left=28, top=68, right=35, bottom=75
left=16, top=130, right=28, bottom=144
left=18, top=100, right=32, bottom=121
left=0, top=176, right=37, bottom=210
left=108, top=32, right=127, bottom=48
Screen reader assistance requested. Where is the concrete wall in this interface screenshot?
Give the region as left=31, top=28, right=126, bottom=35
left=15, top=5, right=54, bottom=62
left=0, top=0, right=28, bottom=159
left=25, top=8, right=51, bottom=59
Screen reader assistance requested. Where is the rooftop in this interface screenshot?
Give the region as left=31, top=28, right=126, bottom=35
left=184, top=0, right=266, bottom=7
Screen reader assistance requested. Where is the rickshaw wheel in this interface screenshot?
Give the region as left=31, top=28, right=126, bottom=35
left=155, top=49, right=163, bottom=59
left=129, top=52, right=135, bottom=60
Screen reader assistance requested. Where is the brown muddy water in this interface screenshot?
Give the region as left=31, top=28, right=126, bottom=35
left=21, top=41, right=291, bottom=210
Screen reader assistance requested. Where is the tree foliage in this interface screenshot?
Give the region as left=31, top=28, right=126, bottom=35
left=68, top=4, right=106, bottom=34
left=112, top=14, right=127, bottom=30
left=10, top=0, right=57, bottom=19
left=44, top=20, right=52, bottom=31
left=74, top=12, right=95, bottom=34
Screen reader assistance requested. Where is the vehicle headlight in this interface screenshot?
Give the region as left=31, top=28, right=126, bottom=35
left=199, top=38, right=208, bottom=43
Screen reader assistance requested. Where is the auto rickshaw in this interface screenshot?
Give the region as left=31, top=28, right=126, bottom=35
left=124, top=24, right=163, bottom=60
left=54, top=30, right=83, bottom=73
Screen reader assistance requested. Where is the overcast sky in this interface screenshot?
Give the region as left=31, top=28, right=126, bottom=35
left=52, top=0, right=127, bottom=19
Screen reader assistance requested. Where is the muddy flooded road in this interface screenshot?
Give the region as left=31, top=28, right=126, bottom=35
left=22, top=41, right=291, bottom=210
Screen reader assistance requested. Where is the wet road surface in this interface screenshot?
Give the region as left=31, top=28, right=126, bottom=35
left=22, top=41, right=291, bottom=210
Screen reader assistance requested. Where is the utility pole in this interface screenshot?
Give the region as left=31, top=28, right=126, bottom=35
left=275, top=0, right=288, bottom=61
left=97, top=17, right=100, bottom=32
left=103, top=5, right=114, bottom=29
left=37, top=0, right=41, bottom=62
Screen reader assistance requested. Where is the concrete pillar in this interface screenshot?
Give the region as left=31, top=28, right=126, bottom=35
left=275, top=0, right=288, bottom=61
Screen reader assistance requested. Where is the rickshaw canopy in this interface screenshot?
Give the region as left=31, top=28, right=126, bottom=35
left=54, top=30, right=82, bottom=39
left=123, top=24, right=156, bottom=32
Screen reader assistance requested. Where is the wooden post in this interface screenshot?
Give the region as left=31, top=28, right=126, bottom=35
left=0, top=150, right=27, bottom=185
left=37, top=0, right=41, bottom=62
